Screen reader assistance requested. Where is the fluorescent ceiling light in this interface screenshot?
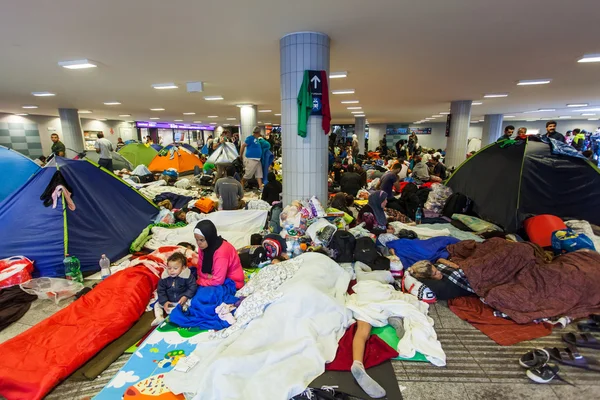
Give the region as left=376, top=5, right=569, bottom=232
left=483, top=93, right=509, bottom=98
left=204, top=96, right=224, bottom=101
left=258, top=109, right=272, bottom=113
left=174, top=119, right=183, bottom=122
left=264, top=122, right=273, bottom=124
left=567, top=103, right=588, bottom=107
left=347, top=107, right=362, bottom=110
left=504, top=115, right=516, bottom=118
left=526, top=119, right=538, bottom=121
left=78, top=110, right=93, bottom=114
left=517, top=79, right=551, bottom=86
left=439, top=112, right=450, bottom=115
left=226, top=117, right=236, bottom=120
left=538, top=109, right=555, bottom=112
left=150, top=108, right=165, bottom=111
left=351, top=111, right=363, bottom=114
left=425, top=117, right=435, bottom=120
left=471, top=121, right=479, bottom=123
left=15, top=113, right=28, bottom=116
left=558, top=116, right=571, bottom=119
left=119, top=114, right=131, bottom=117
left=588, top=118, right=599, bottom=121
left=152, top=83, right=178, bottom=90
left=329, top=71, right=347, bottom=79
left=578, top=54, right=600, bottom=63
left=58, top=59, right=97, bottom=69
left=193, top=120, right=202, bottom=123
left=582, top=113, right=596, bottom=116
left=274, top=113, right=281, bottom=116
left=575, top=108, right=600, bottom=112
left=126, top=121, right=134, bottom=123
left=22, top=105, right=38, bottom=109
left=341, top=100, right=359, bottom=104
left=208, top=116, right=218, bottom=118
left=479, top=119, right=485, bottom=122
left=103, top=101, right=121, bottom=105
left=431, top=115, right=443, bottom=117
left=31, top=92, right=55, bottom=97
left=97, top=119, right=107, bottom=121
left=413, top=122, right=421, bottom=124
left=236, top=104, right=253, bottom=108
left=210, top=122, right=217, bottom=125
left=472, top=102, right=483, bottom=105
left=354, top=114, right=365, bottom=117
left=149, top=117, right=160, bottom=120
left=332, top=89, right=355, bottom=95
left=183, top=112, right=196, bottom=115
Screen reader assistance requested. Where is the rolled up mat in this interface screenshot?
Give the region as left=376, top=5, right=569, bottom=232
left=71, top=311, right=155, bottom=380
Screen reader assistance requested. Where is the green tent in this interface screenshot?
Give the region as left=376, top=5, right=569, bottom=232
left=118, top=143, right=158, bottom=167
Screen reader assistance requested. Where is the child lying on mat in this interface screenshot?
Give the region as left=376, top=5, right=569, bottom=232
left=404, top=258, right=476, bottom=302
left=152, top=252, right=199, bottom=326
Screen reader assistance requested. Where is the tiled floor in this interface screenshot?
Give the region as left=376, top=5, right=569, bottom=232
left=3, top=296, right=600, bottom=399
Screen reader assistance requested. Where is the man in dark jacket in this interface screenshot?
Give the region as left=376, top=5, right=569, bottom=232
left=340, top=164, right=363, bottom=197
left=545, top=120, right=566, bottom=143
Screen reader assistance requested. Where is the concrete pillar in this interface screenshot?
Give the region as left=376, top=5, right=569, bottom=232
left=481, top=114, right=504, bottom=145
left=445, top=100, right=472, bottom=169
left=239, top=105, right=257, bottom=142
left=368, top=124, right=385, bottom=151
left=280, top=32, right=330, bottom=205
left=58, top=108, right=85, bottom=154
left=354, top=116, right=366, bottom=155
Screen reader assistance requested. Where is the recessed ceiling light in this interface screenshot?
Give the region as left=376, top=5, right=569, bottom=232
left=257, top=121, right=263, bottom=124
left=567, top=103, right=588, bottom=107
left=119, top=114, right=131, bottom=117
left=341, top=100, right=359, bottom=104
left=207, top=115, right=218, bottom=118
left=150, top=108, right=165, bottom=111
left=226, top=117, right=236, bottom=120
left=517, top=79, right=552, bottom=86
left=472, top=102, right=483, bottom=105
left=126, top=120, right=135, bottom=123
left=150, top=117, right=160, bottom=120
left=426, top=117, right=435, bottom=120
left=354, top=114, right=365, bottom=117
left=97, top=119, right=107, bottom=121
left=329, top=71, right=347, bottom=79
left=471, top=121, right=479, bottom=123
left=347, top=107, right=362, bottom=110
left=558, top=116, right=571, bottom=119
left=104, top=101, right=121, bottom=105
left=204, top=96, right=224, bottom=101
left=479, top=119, right=485, bottom=122
left=22, top=105, right=38, bottom=109
left=236, top=104, right=254, bottom=108
left=259, top=109, right=272, bottom=113
left=578, top=54, right=600, bottom=63
left=264, top=122, right=273, bottom=125
left=588, top=118, right=600, bottom=121
left=274, top=113, right=281, bottom=116
left=431, top=115, right=443, bottom=117
left=183, top=112, right=196, bottom=115
left=332, top=89, right=355, bottom=95
left=15, top=113, right=28, bottom=116
left=58, top=59, right=98, bottom=69
left=351, top=111, right=363, bottom=114
left=526, top=119, right=538, bottom=122
left=31, top=92, right=55, bottom=97
left=483, top=93, right=509, bottom=98
left=152, top=83, right=178, bottom=90
left=78, top=110, right=93, bottom=114
left=538, top=109, right=555, bottom=112
left=582, top=113, right=596, bottom=116
left=174, top=119, right=183, bottom=122
left=439, top=112, right=450, bottom=115
left=193, top=120, right=202, bottom=123
left=504, top=115, right=516, bottom=118
left=210, top=122, right=217, bottom=125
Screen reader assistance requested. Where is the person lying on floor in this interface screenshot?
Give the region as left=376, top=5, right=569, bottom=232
left=173, top=208, right=202, bottom=224
left=357, top=190, right=411, bottom=235
left=152, top=252, right=198, bottom=326
left=406, top=258, right=476, bottom=301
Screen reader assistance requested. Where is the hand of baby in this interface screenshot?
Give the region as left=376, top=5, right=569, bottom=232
left=178, top=296, right=188, bottom=305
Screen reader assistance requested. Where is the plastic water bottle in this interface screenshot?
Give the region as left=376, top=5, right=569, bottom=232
left=100, top=254, right=111, bottom=280
left=63, top=254, right=84, bottom=284
left=415, top=207, right=423, bottom=225
left=218, top=196, right=223, bottom=211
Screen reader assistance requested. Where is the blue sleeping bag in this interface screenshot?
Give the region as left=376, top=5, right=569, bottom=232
left=386, top=236, right=460, bottom=268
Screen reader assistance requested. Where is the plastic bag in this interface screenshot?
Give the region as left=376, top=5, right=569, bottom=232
left=0, top=256, right=34, bottom=289
left=20, top=277, right=84, bottom=304
left=551, top=228, right=596, bottom=255
left=206, top=142, right=239, bottom=165
left=424, top=183, right=453, bottom=213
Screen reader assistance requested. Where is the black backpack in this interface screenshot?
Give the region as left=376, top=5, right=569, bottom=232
left=442, top=192, right=473, bottom=218
left=330, top=230, right=356, bottom=263
left=354, top=237, right=390, bottom=271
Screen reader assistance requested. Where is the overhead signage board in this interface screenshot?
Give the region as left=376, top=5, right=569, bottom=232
left=135, top=121, right=215, bottom=131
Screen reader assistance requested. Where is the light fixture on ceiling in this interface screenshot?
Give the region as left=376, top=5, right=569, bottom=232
left=504, top=115, right=516, bottom=118
left=582, top=113, right=596, bottom=116
left=577, top=54, right=600, bottom=63
left=183, top=112, right=196, bottom=115
left=257, top=121, right=263, bottom=124
left=332, top=89, right=355, bottom=95
left=204, top=96, right=224, bottom=101
left=274, top=113, right=281, bottom=116
left=351, top=111, right=363, bottom=114
left=567, top=103, right=588, bottom=107
left=588, top=118, right=600, bottom=121
left=413, top=121, right=421, bottom=124
left=58, top=59, right=98, bottom=69
left=174, top=119, right=183, bottom=122
left=152, top=83, right=178, bottom=90
left=207, top=115, right=218, bottom=118
left=78, top=110, right=93, bottom=114
left=150, top=117, right=160, bottom=120
left=259, top=109, right=272, bottom=113
left=558, top=116, right=571, bottom=119
left=354, top=114, right=365, bottom=117
left=104, top=101, right=121, bottom=105
left=341, top=100, right=359, bottom=104
left=150, top=108, right=165, bottom=111
left=483, top=93, right=509, bottom=98
left=431, top=115, right=443, bottom=117
left=226, top=117, right=236, bottom=120
left=119, top=114, right=131, bottom=117
left=31, top=92, right=55, bottom=97
left=347, top=107, right=362, bottom=110
left=236, top=104, right=253, bottom=108
left=193, top=120, right=202, bottom=123
left=517, top=79, right=552, bottom=86
left=575, top=107, right=600, bottom=112
left=126, top=120, right=135, bottom=123
left=329, top=71, right=347, bottom=79
left=210, top=122, right=217, bottom=125
left=97, top=118, right=107, bottom=121
left=538, top=108, right=556, bottom=112
left=439, top=112, right=450, bottom=115
left=15, top=113, right=28, bottom=116
left=479, top=119, right=485, bottom=122
left=22, top=105, right=38, bottom=109
left=186, top=81, right=204, bottom=92
left=526, top=119, right=538, bottom=121
left=471, top=121, right=479, bottom=123
left=425, top=117, right=435, bottom=120
left=472, top=102, right=483, bottom=105
left=264, top=122, right=273, bottom=125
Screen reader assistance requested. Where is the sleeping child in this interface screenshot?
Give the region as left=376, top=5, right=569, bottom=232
left=406, top=258, right=476, bottom=301
left=152, top=252, right=198, bottom=326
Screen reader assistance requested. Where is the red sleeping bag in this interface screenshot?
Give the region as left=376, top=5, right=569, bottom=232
left=0, top=266, right=159, bottom=400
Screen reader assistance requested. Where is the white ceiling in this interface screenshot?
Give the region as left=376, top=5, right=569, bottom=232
left=2, top=0, right=600, bottom=126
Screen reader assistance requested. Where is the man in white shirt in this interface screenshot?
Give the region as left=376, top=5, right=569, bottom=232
left=422, top=150, right=434, bottom=164
left=95, top=132, right=114, bottom=171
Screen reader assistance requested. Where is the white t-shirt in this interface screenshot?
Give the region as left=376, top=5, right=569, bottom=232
left=422, top=153, right=433, bottom=163
left=397, top=164, right=408, bottom=180
left=95, top=138, right=114, bottom=159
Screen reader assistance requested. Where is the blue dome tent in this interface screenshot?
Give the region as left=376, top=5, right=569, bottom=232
left=0, top=145, right=40, bottom=202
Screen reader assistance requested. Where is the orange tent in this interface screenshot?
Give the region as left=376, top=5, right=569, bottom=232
left=148, top=145, right=203, bottom=175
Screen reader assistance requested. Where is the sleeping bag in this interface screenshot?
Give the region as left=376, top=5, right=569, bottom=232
left=0, top=266, right=159, bottom=400
left=386, top=236, right=460, bottom=268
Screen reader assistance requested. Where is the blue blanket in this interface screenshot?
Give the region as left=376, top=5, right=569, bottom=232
left=386, top=236, right=460, bottom=268
left=169, top=278, right=239, bottom=329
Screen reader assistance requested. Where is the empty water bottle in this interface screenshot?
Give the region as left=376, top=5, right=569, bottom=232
left=415, top=207, right=423, bottom=225
left=63, top=254, right=84, bottom=284
left=100, top=254, right=111, bottom=280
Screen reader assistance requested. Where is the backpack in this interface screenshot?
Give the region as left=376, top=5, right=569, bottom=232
left=442, top=193, right=473, bottom=218
left=329, top=230, right=356, bottom=263
left=354, top=237, right=390, bottom=271
left=194, top=197, right=215, bottom=214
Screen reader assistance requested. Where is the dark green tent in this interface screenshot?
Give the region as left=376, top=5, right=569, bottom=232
left=446, top=138, right=600, bottom=232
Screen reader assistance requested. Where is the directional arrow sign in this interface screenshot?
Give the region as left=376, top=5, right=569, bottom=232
left=308, top=70, right=324, bottom=116
left=311, top=74, right=321, bottom=89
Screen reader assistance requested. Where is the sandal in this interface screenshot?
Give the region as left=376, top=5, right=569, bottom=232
left=526, top=364, right=560, bottom=384
left=563, top=332, right=600, bottom=350
left=578, top=316, right=600, bottom=332
left=519, top=349, right=550, bottom=369
left=546, top=345, right=600, bottom=372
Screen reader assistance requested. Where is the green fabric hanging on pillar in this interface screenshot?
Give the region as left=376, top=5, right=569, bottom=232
left=297, top=70, right=313, bottom=138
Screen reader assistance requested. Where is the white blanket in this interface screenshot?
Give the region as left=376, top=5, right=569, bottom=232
left=346, top=280, right=446, bottom=367
left=164, top=253, right=353, bottom=400
left=145, top=210, right=268, bottom=250
left=139, top=184, right=198, bottom=199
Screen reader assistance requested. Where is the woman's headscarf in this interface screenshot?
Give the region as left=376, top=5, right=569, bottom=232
left=368, top=191, right=388, bottom=226
left=194, top=220, right=224, bottom=274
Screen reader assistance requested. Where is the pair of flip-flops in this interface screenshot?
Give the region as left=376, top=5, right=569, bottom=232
left=562, top=332, right=600, bottom=350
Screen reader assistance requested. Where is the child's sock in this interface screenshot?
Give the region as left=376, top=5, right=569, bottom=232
left=351, top=360, right=386, bottom=398
left=151, top=317, right=165, bottom=327
left=388, top=316, right=405, bottom=340
left=402, top=272, right=436, bottom=303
